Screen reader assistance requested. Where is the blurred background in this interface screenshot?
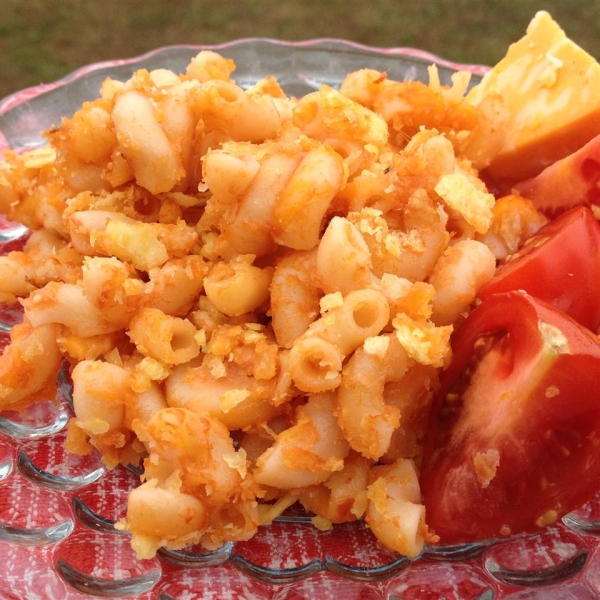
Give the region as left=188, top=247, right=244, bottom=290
left=1, top=0, right=599, bottom=99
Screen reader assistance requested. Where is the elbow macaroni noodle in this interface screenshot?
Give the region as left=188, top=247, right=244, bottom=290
left=0, top=50, right=547, bottom=560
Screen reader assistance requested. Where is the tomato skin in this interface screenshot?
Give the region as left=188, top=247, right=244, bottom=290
left=478, top=206, right=600, bottom=332
left=420, top=291, right=600, bottom=544
left=515, top=133, right=600, bottom=215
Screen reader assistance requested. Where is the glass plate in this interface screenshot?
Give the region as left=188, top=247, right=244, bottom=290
left=0, top=38, right=599, bottom=600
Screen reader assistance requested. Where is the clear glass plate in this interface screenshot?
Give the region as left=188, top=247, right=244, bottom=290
left=0, top=38, right=599, bottom=600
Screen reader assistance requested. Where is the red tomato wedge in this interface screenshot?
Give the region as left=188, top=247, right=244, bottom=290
left=478, top=206, right=600, bottom=332
left=515, top=133, right=600, bottom=215
left=420, top=291, right=600, bottom=544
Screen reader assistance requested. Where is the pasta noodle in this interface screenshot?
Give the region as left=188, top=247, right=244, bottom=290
left=0, top=45, right=545, bottom=561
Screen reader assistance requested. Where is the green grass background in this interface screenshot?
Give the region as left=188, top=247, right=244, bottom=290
left=1, top=0, right=599, bottom=99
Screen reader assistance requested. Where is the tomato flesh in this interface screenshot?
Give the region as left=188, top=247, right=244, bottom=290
left=515, top=133, right=600, bottom=215
left=478, top=206, right=600, bottom=332
left=420, top=291, right=600, bottom=544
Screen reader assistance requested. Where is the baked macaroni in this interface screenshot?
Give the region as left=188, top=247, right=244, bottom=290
left=0, top=46, right=548, bottom=560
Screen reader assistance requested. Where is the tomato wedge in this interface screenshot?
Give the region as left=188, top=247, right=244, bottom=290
left=478, top=206, right=600, bottom=332
left=420, top=291, right=600, bottom=544
left=515, top=133, right=600, bottom=215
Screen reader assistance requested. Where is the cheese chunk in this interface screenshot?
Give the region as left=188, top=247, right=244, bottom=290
left=468, top=11, right=600, bottom=182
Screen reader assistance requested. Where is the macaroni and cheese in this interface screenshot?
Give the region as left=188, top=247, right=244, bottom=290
left=0, top=28, right=559, bottom=559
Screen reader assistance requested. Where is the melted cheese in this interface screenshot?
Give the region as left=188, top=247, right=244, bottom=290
left=468, top=11, right=600, bottom=182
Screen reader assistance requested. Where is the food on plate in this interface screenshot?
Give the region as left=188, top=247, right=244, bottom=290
left=468, top=10, right=600, bottom=184
left=420, top=291, right=600, bottom=543
left=514, top=133, right=600, bottom=214
left=0, top=11, right=599, bottom=559
left=478, top=205, right=600, bottom=332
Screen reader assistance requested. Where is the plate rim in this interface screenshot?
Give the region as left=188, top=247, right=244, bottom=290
left=0, top=37, right=490, bottom=114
